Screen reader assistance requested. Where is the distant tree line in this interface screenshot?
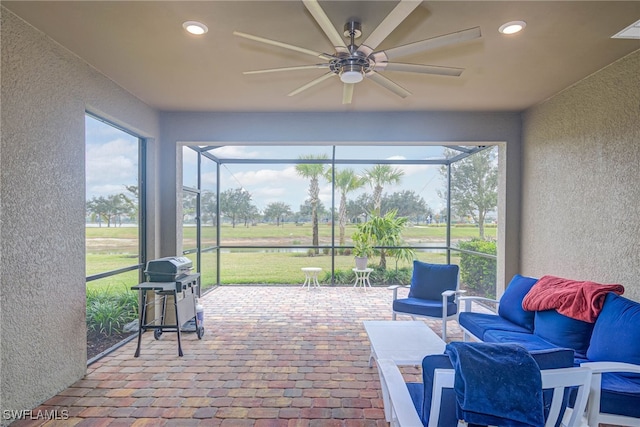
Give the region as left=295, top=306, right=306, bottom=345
left=88, top=148, right=498, bottom=242
left=86, top=185, right=138, bottom=227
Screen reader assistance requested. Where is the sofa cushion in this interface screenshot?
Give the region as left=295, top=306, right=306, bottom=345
left=458, top=312, right=532, bottom=340
left=587, top=292, right=640, bottom=367
left=497, top=274, right=538, bottom=331
left=534, top=310, right=594, bottom=357
left=408, top=261, right=459, bottom=301
left=483, top=330, right=559, bottom=352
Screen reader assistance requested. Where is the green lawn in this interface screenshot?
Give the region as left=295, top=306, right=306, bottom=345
left=86, top=223, right=490, bottom=290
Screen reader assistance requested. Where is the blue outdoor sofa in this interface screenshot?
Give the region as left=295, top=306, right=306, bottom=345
left=457, top=274, right=640, bottom=426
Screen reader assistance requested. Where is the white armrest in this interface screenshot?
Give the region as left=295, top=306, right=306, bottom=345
left=376, top=359, right=423, bottom=426
left=442, top=289, right=466, bottom=297
left=458, top=295, right=499, bottom=313
left=388, top=284, right=409, bottom=300
left=580, top=361, right=640, bottom=374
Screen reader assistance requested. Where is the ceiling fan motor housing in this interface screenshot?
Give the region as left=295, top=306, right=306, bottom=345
left=343, top=21, right=362, bottom=39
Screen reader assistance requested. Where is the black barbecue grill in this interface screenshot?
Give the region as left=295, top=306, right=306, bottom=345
left=132, top=256, right=204, bottom=357
left=145, top=256, right=194, bottom=284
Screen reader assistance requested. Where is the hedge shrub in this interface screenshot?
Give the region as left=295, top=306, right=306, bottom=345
left=458, top=239, right=497, bottom=299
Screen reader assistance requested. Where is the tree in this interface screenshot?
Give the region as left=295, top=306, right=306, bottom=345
left=348, top=193, right=374, bottom=223
left=325, top=168, right=365, bottom=245
left=201, top=190, right=217, bottom=226
left=298, top=199, right=327, bottom=221
left=86, top=193, right=133, bottom=227
left=219, top=187, right=253, bottom=228
left=295, top=155, right=327, bottom=254
left=439, top=148, right=498, bottom=239
left=364, top=164, right=404, bottom=214
left=124, top=185, right=139, bottom=221
left=242, top=204, right=260, bottom=227
left=182, top=191, right=197, bottom=223
left=381, top=190, right=430, bottom=223
left=264, top=202, right=292, bottom=226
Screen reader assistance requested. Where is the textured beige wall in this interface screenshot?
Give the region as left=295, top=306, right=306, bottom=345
left=0, top=8, right=159, bottom=420
left=521, top=50, right=640, bottom=301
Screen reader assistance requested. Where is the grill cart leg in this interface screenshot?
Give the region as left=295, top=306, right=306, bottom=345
left=134, top=289, right=148, bottom=358
left=154, top=293, right=168, bottom=340
left=173, top=291, right=184, bottom=357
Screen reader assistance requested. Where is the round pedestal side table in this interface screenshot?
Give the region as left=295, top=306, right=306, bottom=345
left=353, top=268, right=373, bottom=290
left=301, top=267, right=322, bottom=289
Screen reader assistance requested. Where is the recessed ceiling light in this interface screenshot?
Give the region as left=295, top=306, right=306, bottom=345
left=612, top=18, right=640, bottom=39
left=183, top=21, right=208, bottom=35
left=499, top=21, right=526, bottom=35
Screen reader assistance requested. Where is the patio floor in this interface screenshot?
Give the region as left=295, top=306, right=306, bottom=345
left=18, top=285, right=465, bottom=427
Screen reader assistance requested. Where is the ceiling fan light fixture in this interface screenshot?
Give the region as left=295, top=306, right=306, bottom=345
left=340, top=64, right=364, bottom=83
left=499, top=21, right=526, bottom=35
left=183, top=21, right=208, bottom=35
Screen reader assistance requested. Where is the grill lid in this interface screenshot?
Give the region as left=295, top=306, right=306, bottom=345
left=145, top=256, right=193, bottom=281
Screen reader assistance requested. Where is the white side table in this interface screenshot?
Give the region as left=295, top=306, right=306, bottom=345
left=353, top=268, right=373, bottom=289
left=301, top=267, right=322, bottom=289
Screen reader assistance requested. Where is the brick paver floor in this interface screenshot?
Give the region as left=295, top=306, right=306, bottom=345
left=16, top=285, right=464, bottom=426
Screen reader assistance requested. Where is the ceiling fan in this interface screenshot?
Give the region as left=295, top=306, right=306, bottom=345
left=233, top=0, right=481, bottom=104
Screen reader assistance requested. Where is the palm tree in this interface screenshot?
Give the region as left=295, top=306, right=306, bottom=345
left=364, top=164, right=405, bottom=214
left=357, top=210, right=411, bottom=270
left=325, top=168, right=365, bottom=246
left=295, top=154, right=327, bottom=253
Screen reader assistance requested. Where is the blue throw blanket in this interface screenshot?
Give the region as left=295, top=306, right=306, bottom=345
left=445, top=342, right=545, bottom=427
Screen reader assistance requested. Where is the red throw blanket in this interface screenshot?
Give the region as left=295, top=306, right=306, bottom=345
left=521, top=275, right=624, bottom=323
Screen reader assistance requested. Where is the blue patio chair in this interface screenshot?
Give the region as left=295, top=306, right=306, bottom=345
left=390, top=261, right=462, bottom=341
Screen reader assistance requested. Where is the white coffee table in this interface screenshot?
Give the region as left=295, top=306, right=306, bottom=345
left=364, top=320, right=447, bottom=423
left=363, top=320, right=446, bottom=367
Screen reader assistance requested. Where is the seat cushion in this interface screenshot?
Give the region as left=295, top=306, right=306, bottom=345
left=393, top=297, right=458, bottom=318
left=533, top=310, right=594, bottom=357
left=497, top=274, right=538, bottom=331
left=458, top=312, right=532, bottom=340
left=408, top=261, right=459, bottom=301
left=587, top=292, right=640, bottom=367
left=599, top=372, right=640, bottom=418
left=483, top=330, right=559, bottom=352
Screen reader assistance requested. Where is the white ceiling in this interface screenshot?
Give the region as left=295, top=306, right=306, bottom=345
left=4, top=1, right=639, bottom=113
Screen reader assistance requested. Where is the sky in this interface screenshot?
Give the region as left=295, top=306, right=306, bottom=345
left=86, top=114, right=458, bottom=214
left=85, top=115, right=139, bottom=201
left=183, top=145, right=449, bottom=213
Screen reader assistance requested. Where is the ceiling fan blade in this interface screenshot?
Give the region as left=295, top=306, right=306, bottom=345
left=288, top=72, right=336, bottom=97
left=377, top=27, right=482, bottom=61
left=243, top=64, right=330, bottom=75
left=302, top=0, right=348, bottom=53
left=342, top=83, right=354, bottom=104
left=358, top=0, right=421, bottom=55
left=367, top=72, right=411, bottom=98
left=233, top=31, right=334, bottom=60
left=375, top=62, right=463, bottom=76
